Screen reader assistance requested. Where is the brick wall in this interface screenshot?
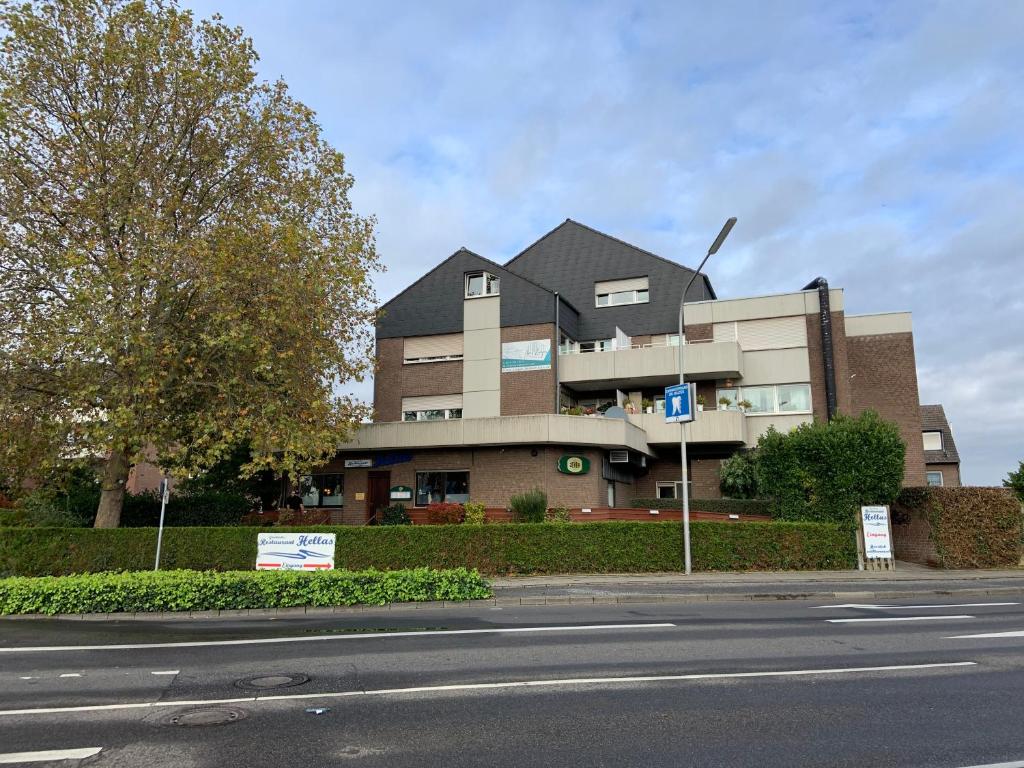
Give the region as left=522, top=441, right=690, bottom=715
left=805, top=311, right=852, bottom=422
left=891, top=506, right=940, bottom=566
left=501, top=323, right=556, bottom=416
left=926, top=463, right=961, bottom=487
left=846, top=332, right=925, bottom=485
left=373, top=337, right=464, bottom=422
left=633, top=454, right=725, bottom=500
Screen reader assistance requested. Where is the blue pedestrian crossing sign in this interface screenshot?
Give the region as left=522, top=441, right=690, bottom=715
left=664, top=383, right=694, bottom=423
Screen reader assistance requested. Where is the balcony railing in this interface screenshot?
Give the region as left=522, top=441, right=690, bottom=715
left=558, top=339, right=743, bottom=384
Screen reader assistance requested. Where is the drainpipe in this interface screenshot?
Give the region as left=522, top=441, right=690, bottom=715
left=554, top=292, right=560, bottom=414
left=803, top=277, right=837, bottom=421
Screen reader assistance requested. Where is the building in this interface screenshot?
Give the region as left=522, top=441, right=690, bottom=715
left=920, top=404, right=961, bottom=487
left=304, top=220, right=931, bottom=523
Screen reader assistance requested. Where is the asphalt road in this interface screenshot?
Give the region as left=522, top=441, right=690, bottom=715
left=2, top=599, right=1024, bottom=767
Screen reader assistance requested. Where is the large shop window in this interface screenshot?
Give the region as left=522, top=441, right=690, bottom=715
left=299, top=474, right=344, bottom=507
left=415, top=471, right=470, bottom=506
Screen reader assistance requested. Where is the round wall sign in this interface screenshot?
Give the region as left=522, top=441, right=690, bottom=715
left=557, top=455, right=590, bottom=475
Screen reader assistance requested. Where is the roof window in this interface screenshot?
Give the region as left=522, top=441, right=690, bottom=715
left=466, top=271, right=500, bottom=298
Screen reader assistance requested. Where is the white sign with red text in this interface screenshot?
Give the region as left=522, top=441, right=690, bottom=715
left=860, top=506, right=893, bottom=559
left=256, top=533, right=336, bottom=570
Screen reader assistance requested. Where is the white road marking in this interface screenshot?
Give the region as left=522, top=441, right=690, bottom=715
left=0, top=747, right=102, bottom=763
left=18, top=676, right=36, bottom=680
left=826, top=615, right=975, bottom=623
left=0, top=623, right=676, bottom=654
left=947, top=630, right=1024, bottom=639
left=0, top=662, right=977, bottom=717
left=954, top=761, right=1024, bottom=768
left=150, top=670, right=180, bottom=675
left=58, top=673, right=81, bottom=678
left=819, top=603, right=1019, bottom=610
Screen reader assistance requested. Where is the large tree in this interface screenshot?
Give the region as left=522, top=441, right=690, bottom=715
left=0, top=0, right=380, bottom=526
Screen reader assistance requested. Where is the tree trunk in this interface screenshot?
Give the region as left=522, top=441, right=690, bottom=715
left=94, top=449, right=130, bottom=528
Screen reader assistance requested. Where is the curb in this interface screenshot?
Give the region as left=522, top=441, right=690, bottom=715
left=4, top=585, right=1023, bottom=621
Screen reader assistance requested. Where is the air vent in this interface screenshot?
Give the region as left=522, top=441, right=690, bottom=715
left=609, top=450, right=629, bottom=464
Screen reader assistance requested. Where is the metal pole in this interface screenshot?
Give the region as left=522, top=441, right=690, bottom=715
left=679, top=301, right=691, bottom=575
left=677, top=217, right=736, bottom=577
left=154, top=477, right=169, bottom=571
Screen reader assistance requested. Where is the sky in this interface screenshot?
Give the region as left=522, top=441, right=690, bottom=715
left=183, top=0, right=1024, bottom=486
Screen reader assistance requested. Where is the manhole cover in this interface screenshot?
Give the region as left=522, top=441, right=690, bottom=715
left=235, top=673, right=310, bottom=690
left=165, top=706, right=247, bottom=727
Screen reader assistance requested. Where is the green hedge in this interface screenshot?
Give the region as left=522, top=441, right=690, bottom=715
left=632, top=498, right=772, bottom=516
left=0, top=568, right=491, bottom=615
left=893, top=487, right=1022, bottom=568
left=0, top=521, right=855, bottom=576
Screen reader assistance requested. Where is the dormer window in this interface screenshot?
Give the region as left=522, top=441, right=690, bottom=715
left=465, top=271, right=500, bottom=298
left=595, top=277, right=649, bottom=307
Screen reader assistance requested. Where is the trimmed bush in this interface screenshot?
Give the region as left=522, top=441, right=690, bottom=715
left=426, top=503, right=464, bottom=524
left=893, top=487, right=1022, bottom=569
left=0, top=521, right=856, bottom=576
left=719, top=451, right=758, bottom=499
left=510, top=488, right=547, bottom=522
left=632, top=498, right=772, bottom=516
left=546, top=506, right=571, bottom=523
left=756, top=411, right=905, bottom=526
left=380, top=503, right=411, bottom=526
left=0, top=568, right=492, bottom=615
left=463, top=502, right=486, bottom=525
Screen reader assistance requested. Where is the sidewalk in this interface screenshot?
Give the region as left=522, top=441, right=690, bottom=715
left=488, top=562, right=1024, bottom=605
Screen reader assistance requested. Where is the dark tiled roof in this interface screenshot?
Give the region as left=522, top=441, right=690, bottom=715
left=921, top=404, right=960, bottom=465
left=504, top=220, right=715, bottom=340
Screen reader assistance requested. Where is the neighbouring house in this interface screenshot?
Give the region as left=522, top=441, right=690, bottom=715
left=299, top=219, right=933, bottom=523
left=920, top=404, right=961, bottom=487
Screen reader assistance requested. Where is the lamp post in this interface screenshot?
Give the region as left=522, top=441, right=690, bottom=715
left=679, top=217, right=736, bottom=575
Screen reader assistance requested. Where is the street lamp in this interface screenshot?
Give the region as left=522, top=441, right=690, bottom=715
left=678, top=217, right=737, bottom=575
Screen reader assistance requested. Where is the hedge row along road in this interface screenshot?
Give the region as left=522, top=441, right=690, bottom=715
left=0, top=521, right=856, bottom=577
left=0, top=568, right=491, bottom=615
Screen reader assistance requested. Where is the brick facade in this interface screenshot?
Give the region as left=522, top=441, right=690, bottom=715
left=805, top=311, right=852, bottom=422
left=373, top=337, right=463, bottom=422
left=925, top=463, right=961, bottom=487
left=316, top=446, right=608, bottom=522
left=501, top=323, right=557, bottom=416
left=846, top=332, right=925, bottom=485
left=633, top=453, right=725, bottom=500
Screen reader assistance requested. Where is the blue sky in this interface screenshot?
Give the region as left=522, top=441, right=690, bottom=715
left=184, top=0, right=1024, bottom=485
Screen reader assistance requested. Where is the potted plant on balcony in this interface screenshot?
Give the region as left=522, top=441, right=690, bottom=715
left=718, top=396, right=732, bottom=411
left=738, top=398, right=753, bottom=413
left=696, top=394, right=706, bottom=412
left=641, top=398, right=654, bottom=414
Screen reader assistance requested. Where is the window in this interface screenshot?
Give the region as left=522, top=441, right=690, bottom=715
left=578, top=339, right=615, bottom=353
left=299, top=473, right=344, bottom=508
left=777, top=383, right=812, bottom=412
left=596, top=288, right=649, bottom=306
left=715, top=384, right=812, bottom=414
left=595, top=277, right=649, bottom=307
left=415, top=471, right=470, bottom=506
left=655, top=480, right=692, bottom=499
left=926, top=471, right=944, bottom=487
left=465, top=271, right=499, bottom=298
left=404, top=333, right=463, bottom=364
left=402, top=408, right=462, bottom=422
left=923, top=431, right=943, bottom=451
left=740, top=386, right=774, bottom=414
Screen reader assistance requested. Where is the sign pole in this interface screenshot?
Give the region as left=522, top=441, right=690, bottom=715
left=679, top=325, right=691, bottom=576
left=154, top=477, right=169, bottom=571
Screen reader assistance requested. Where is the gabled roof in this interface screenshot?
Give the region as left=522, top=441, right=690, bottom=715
left=505, top=219, right=717, bottom=299
left=921, top=404, right=960, bottom=465
left=376, top=247, right=576, bottom=340
left=502, top=219, right=716, bottom=340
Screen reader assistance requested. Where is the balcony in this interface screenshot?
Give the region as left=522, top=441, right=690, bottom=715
left=338, top=414, right=652, bottom=455
left=631, top=409, right=747, bottom=445
left=558, top=340, right=742, bottom=391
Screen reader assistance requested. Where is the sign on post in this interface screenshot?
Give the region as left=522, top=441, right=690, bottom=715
left=664, top=383, right=694, bottom=424
left=256, top=532, right=336, bottom=571
left=859, top=505, right=895, bottom=571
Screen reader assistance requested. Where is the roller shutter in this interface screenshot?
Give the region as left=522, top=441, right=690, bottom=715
left=403, top=333, right=463, bottom=361
left=713, top=316, right=807, bottom=350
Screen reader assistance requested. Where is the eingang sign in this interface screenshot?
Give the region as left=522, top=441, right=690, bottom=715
left=860, top=505, right=893, bottom=559
left=256, top=532, right=336, bottom=571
